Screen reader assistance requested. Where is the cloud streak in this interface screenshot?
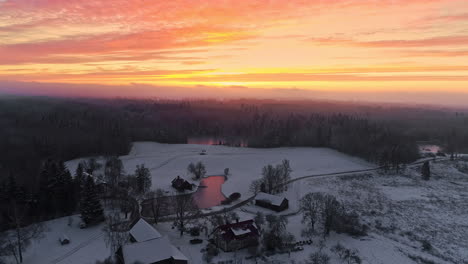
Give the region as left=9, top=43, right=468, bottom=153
left=1, top=0, right=468, bottom=105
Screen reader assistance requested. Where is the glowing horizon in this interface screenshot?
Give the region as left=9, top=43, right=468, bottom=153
left=1, top=0, right=468, bottom=103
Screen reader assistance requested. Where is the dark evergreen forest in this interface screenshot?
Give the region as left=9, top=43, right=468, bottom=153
left=1, top=96, right=467, bottom=229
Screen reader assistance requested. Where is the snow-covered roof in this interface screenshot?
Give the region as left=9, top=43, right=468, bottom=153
left=231, top=227, right=251, bottom=236
left=129, top=219, right=162, bottom=242
left=255, top=192, right=287, bottom=206
left=122, top=237, right=188, bottom=264
left=214, top=219, right=259, bottom=241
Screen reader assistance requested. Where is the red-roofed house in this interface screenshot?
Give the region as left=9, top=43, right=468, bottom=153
left=211, top=219, right=259, bottom=252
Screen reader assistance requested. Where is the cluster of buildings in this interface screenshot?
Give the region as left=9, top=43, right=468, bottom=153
left=211, top=192, right=289, bottom=252
left=117, top=191, right=289, bottom=262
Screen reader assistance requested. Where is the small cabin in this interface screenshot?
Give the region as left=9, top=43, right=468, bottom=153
left=255, top=192, right=289, bottom=212
left=59, top=234, right=70, bottom=245
left=171, top=176, right=193, bottom=192
left=211, top=219, right=259, bottom=252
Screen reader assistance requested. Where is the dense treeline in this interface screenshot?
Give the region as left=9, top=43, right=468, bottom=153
left=0, top=96, right=430, bottom=184
left=4, top=96, right=467, bottom=183
left=1, top=96, right=467, bottom=230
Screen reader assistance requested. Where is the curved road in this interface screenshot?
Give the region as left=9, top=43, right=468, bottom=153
left=144, top=157, right=444, bottom=223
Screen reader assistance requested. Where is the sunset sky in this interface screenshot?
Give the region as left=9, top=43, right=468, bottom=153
left=1, top=0, right=468, bottom=105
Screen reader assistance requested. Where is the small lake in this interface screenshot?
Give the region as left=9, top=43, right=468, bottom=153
left=187, top=136, right=248, bottom=147
left=192, top=176, right=227, bottom=209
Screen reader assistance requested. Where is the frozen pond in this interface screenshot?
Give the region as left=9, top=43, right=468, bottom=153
left=192, top=176, right=226, bottom=209
left=141, top=176, right=227, bottom=217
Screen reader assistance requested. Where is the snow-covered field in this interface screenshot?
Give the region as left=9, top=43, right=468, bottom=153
left=12, top=142, right=467, bottom=264
left=66, top=142, right=372, bottom=199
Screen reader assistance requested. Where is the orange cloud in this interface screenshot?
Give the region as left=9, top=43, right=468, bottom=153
left=1, top=0, right=468, bottom=105
left=309, top=35, right=468, bottom=48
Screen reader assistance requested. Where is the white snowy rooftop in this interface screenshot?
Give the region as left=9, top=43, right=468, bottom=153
left=129, top=218, right=162, bottom=242
left=255, top=192, right=287, bottom=206
left=231, top=227, right=251, bottom=236
left=122, top=236, right=188, bottom=264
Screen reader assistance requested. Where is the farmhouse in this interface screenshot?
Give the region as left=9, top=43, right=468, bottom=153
left=118, top=218, right=188, bottom=264
left=171, top=176, right=193, bottom=191
left=212, top=219, right=259, bottom=252
left=255, top=192, right=289, bottom=212
left=129, top=218, right=162, bottom=243
left=119, top=237, right=188, bottom=264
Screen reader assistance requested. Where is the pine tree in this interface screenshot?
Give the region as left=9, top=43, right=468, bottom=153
left=80, top=176, right=104, bottom=225
left=38, top=159, right=54, bottom=217
left=422, top=161, right=431, bottom=181
left=74, top=162, right=86, bottom=202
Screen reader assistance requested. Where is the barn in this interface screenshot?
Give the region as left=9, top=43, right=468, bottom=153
left=254, top=192, right=289, bottom=212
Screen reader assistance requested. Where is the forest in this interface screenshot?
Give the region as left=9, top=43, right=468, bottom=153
left=1, top=96, right=467, bottom=230
left=1, top=96, right=468, bottom=183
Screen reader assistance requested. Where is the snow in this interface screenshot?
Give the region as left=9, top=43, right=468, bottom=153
left=18, top=215, right=109, bottom=264
left=55, top=143, right=468, bottom=264
left=66, top=142, right=372, bottom=200
left=122, top=236, right=188, bottom=264
left=231, top=227, right=252, bottom=236
left=255, top=192, right=286, bottom=206
left=129, top=218, right=162, bottom=242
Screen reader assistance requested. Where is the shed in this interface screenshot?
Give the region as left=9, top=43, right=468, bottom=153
left=255, top=192, right=289, bottom=212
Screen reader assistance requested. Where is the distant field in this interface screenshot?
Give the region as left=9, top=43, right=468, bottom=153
left=67, top=142, right=372, bottom=199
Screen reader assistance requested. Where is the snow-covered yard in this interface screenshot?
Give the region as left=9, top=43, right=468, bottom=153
left=17, top=215, right=109, bottom=264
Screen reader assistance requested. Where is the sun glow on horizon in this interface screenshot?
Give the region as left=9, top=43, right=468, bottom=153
left=1, top=0, right=468, bottom=103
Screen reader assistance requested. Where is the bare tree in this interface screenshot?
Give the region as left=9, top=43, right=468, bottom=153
left=300, top=193, right=324, bottom=237
left=105, top=156, right=124, bottom=188
left=263, top=214, right=292, bottom=251
left=1, top=177, right=44, bottom=264
left=173, top=195, right=200, bottom=236
left=103, top=213, right=129, bottom=254
left=249, top=179, right=263, bottom=195
left=278, top=159, right=292, bottom=192
left=187, top=162, right=206, bottom=179
left=322, top=194, right=341, bottom=237
left=308, top=251, right=330, bottom=264
left=258, top=160, right=292, bottom=194
left=145, top=189, right=166, bottom=224
left=1, top=222, right=44, bottom=264
left=135, top=164, right=151, bottom=194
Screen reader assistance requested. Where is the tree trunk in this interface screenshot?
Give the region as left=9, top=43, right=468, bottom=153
left=16, top=227, right=23, bottom=263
